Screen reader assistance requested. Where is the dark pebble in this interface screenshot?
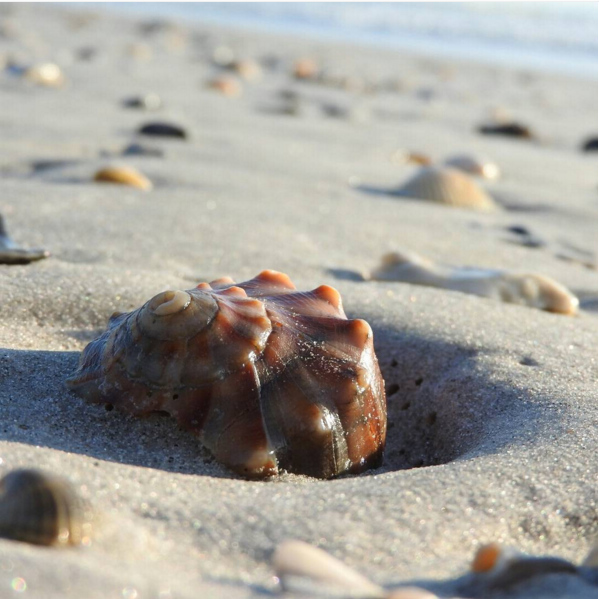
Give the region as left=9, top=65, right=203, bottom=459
left=478, top=122, right=534, bottom=139
left=582, top=137, right=598, bottom=152
left=138, top=122, right=187, bottom=139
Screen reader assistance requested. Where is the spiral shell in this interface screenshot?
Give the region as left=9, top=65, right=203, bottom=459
left=0, top=469, right=93, bottom=546
left=395, top=167, right=497, bottom=211
left=67, top=271, right=387, bottom=479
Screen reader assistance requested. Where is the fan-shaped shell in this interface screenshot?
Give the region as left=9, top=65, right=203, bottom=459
left=443, top=155, right=500, bottom=180
left=0, top=469, right=93, bottom=546
left=67, top=271, right=387, bottom=479
left=395, top=166, right=497, bottom=211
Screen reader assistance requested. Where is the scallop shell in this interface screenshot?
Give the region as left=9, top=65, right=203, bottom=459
left=395, top=167, right=497, bottom=211
left=443, top=155, right=500, bottom=180
left=0, top=469, right=93, bottom=546
left=94, top=166, right=153, bottom=190
left=67, top=271, right=387, bottom=479
left=0, top=215, right=49, bottom=265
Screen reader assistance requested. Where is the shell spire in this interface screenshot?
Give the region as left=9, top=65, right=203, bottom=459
left=67, top=272, right=387, bottom=479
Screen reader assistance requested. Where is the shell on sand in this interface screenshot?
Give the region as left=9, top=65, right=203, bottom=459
left=67, top=271, right=387, bottom=479
left=443, top=155, right=500, bottom=180
left=395, top=167, right=497, bottom=211
left=24, top=63, right=65, bottom=87
left=94, top=166, right=153, bottom=190
left=208, top=76, right=242, bottom=97
left=0, top=469, right=93, bottom=547
left=233, top=59, right=262, bottom=81
left=369, top=250, right=579, bottom=315
left=0, top=214, right=49, bottom=265
left=273, top=540, right=386, bottom=597
left=293, top=58, right=319, bottom=80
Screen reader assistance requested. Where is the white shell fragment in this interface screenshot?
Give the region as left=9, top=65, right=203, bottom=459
left=25, top=62, right=65, bottom=87
left=369, top=250, right=579, bottom=315
left=152, top=290, right=191, bottom=316
left=273, top=540, right=386, bottom=598
left=395, top=166, right=497, bottom=211
left=443, top=154, right=500, bottom=180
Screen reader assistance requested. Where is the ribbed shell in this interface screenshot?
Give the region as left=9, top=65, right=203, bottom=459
left=67, top=271, right=387, bottom=479
left=395, top=166, right=497, bottom=211
left=0, top=469, right=93, bottom=546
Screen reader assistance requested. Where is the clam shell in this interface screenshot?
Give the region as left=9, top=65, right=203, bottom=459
left=443, top=155, right=500, bottom=180
left=0, top=469, right=93, bottom=546
left=273, top=540, right=385, bottom=597
left=94, top=166, right=153, bottom=190
left=67, top=271, right=387, bottom=479
left=395, top=167, right=497, bottom=211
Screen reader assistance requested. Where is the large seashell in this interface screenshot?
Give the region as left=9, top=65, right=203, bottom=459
left=0, top=469, right=93, bottom=546
left=443, top=154, right=500, bottom=180
left=0, top=215, right=49, bottom=265
left=273, top=540, right=386, bottom=597
left=369, top=250, right=579, bottom=315
left=67, top=271, right=387, bottom=479
left=94, top=166, right=153, bottom=190
left=394, top=167, right=497, bottom=211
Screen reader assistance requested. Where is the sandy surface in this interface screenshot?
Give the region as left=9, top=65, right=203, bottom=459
left=0, top=4, right=597, bottom=598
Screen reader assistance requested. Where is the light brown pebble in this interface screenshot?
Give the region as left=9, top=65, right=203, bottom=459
left=94, top=166, right=152, bottom=190
left=25, top=62, right=65, bottom=87
left=208, top=76, right=242, bottom=97
left=293, top=58, right=319, bottom=80
left=472, top=542, right=503, bottom=572
left=233, top=59, right=262, bottom=81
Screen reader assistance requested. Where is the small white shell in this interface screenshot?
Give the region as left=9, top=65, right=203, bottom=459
left=273, top=540, right=385, bottom=597
left=444, top=155, right=500, bottom=180
left=395, top=167, right=497, bottom=211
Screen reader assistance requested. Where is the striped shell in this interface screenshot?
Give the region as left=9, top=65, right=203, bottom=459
left=395, top=166, right=497, bottom=211
left=0, top=469, right=93, bottom=546
left=67, top=271, right=387, bottom=479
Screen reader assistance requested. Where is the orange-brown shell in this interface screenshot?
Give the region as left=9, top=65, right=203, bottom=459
left=66, top=271, right=387, bottom=479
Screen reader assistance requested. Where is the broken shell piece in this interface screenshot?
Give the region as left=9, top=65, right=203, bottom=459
left=467, top=543, right=578, bottom=592
left=369, top=250, right=579, bottom=315
left=207, top=76, right=242, bottom=97
left=273, top=540, right=385, bottom=597
left=94, top=166, right=152, bottom=190
left=0, top=469, right=93, bottom=546
left=444, top=155, right=500, bottom=179
left=0, top=215, right=49, bottom=265
left=24, top=62, right=65, bottom=87
left=395, top=167, right=497, bottom=211
left=390, top=150, right=433, bottom=167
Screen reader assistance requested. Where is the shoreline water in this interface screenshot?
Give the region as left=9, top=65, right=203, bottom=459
left=84, top=1, right=598, bottom=79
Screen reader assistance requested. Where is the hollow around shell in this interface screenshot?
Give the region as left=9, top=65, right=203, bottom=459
left=67, top=271, right=387, bottom=479
left=0, top=469, right=93, bottom=546
left=395, top=167, right=497, bottom=211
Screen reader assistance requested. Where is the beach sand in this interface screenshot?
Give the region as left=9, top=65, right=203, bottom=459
left=0, top=4, right=597, bottom=598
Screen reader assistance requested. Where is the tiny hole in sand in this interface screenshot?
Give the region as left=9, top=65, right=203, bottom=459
left=426, top=412, right=437, bottom=426
left=390, top=359, right=398, bottom=367
left=104, top=403, right=114, bottom=412
left=400, top=401, right=411, bottom=411
left=386, top=383, right=400, bottom=396
left=414, top=377, right=424, bottom=386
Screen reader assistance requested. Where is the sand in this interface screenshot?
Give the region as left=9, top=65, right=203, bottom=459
left=0, top=4, right=597, bottom=598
